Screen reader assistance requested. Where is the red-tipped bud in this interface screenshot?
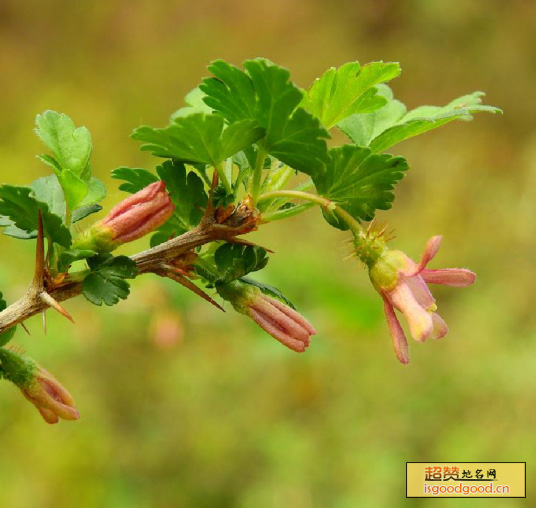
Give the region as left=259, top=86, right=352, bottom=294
left=0, top=348, right=79, bottom=424
left=74, top=181, right=174, bottom=253
left=218, top=281, right=316, bottom=353
left=21, top=367, right=80, bottom=424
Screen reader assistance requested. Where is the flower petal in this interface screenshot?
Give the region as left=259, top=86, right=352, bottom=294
left=249, top=308, right=308, bottom=352
left=383, top=298, right=409, bottom=364
left=264, top=296, right=317, bottom=335
left=404, top=274, right=435, bottom=310
left=421, top=268, right=476, bottom=287
left=386, top=281, right=433, bottom=342
left=37, top=407, right=59, bottom=424
left=429, top=312, right=448, bottom=340
left=250, top=299, right=310, bottom=342
left=421, top=235, right=442, bottom=266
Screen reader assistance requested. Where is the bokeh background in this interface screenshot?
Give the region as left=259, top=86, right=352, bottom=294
left=0, top=1, right=534, bottom=506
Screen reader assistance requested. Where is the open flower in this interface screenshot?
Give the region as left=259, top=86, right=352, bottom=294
left=369, top=236, right=476, bottom=364
left=74, top=181, right=175, bottom=253
left=218, top=281, right=316, bottom=352
left=21, top=367, right=80, bottom=424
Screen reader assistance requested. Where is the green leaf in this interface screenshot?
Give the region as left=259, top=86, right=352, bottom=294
left=111, top=167, right=159, bottom=194
left=212, top=185, right=234, bottom=209
left=34, top=111, right=100, bottom=211
left=201, top=59, right=330, bottom=177
left=243, top=59, right=304, bottom=140
left=302, top=61, right=401, bottom=129
left=214, top=243, right=268, bottom=285
left=200, top=60, right=257, bottom=123
left=82, top=255, right=137, bottom=306
left=258, top=165, right=295, bottom=213
left=132, top=114, right=265, bottom=167
left=57, top=248, right=97, bottom=273
left=336, top=84, right=405, bottom=146
left=78, top=178, right=106, bottom=207
left=239, top=277, right=296, bottom=309
left=35, top=110, right=92, bottom=180
left=265, top=108, right=329, bottom=178
left=156, top=160, right=208, bottom=232
left=30, top=175, right=67, bottom=217
left=72, top=204, right=102, bottom=223
left=0, top=292, right=16, bottom=347
left=314, top=145, right=409, bottom=228
left=37, top=154, right=62, bottom=173
left=339, top=90, right=502, bottom=152
left=30, top=175, right=103, bottom=223
left=58, top=169, right=88, bottom=210
left=170, top=87, right=213, bottom=120
left=0, top=185, right=71, bottom=247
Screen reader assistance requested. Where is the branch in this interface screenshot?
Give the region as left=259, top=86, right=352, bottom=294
left=0, top=207, right=256, bottom=335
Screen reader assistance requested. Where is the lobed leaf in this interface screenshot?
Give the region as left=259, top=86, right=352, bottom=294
left=314, top=145, right=409, bottom=228
left=57, top=248, right=97, bottom=273
left=170, top=87, right=213, bottom=120
left=201, top=59, right=330, bottom=178
left=200, top=60, right=257, bottom=123
left=339, top=89, right=502, bottom=152
left=214, top=243, right=268, bottom=285
left=30, top=175, right=103, bottom=223
left=82, top=255, right=137, bottom=306
left=195, top=243, right=269, bottom=286
left=0, top=185, right=71, bottom=247
left=302, top=61, right=401, bottom=129
left=111, top=167, right=159, bottom=194
left=132, top=114, right=265, bottom=167
left=35, top=111, right=104, bottom=212
left=35, top=110, right=92, bottom=180
left=156, top=160, right=208, bottom=233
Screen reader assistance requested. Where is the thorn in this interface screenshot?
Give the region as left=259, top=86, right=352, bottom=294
left=376, top=223, right=388, bottom=238
left=42, top=311, right=47, bottom=336
left=20, top=322, right=31, bottom=336
left=171, top=267, right=192, bottom=277
left=32, top=211, right=45, bottom=289
left=40, top=292, right=75, bottom=324
left=342, top=252, right=357, bottom=262
left=161, top=264, right=196, bottom=279
left=165, top=271, right=225, bottom=312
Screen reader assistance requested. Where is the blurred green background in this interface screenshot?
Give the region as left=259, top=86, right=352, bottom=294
left=0, top=1, right=534, bottom=506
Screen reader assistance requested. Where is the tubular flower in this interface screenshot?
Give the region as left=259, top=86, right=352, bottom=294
left=21, top=367, right=80, bottom=424
left=368, top=236, right=476, bottom=364
left=218, top=281, right=316, bottom=352
left=74, top=181, right=175, bottom=252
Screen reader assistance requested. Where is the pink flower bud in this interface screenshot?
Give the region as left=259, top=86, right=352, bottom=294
left=21, top=367, right=80, bottom=424
left=219, top=282, right=316, bottom=352
left=103, top=181, right=174, bottom=243
left=74, top=181, right=175, bottom=253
